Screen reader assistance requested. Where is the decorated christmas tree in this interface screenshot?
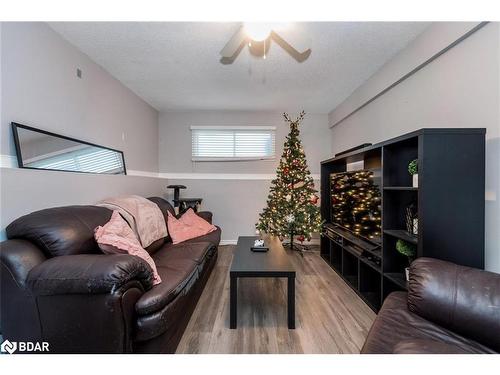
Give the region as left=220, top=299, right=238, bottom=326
left=256, top=111, right=323, bottom=250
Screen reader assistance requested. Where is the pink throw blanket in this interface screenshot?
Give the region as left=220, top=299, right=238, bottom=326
left=97, top=195, right=168, bottom=248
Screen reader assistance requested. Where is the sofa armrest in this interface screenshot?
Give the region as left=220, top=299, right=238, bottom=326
left=408, top=257, right=500, bottom=352
left=393, top=339, right=473, bottom=354
left=1, top=239, right=47, bottom=289
left=27, top=254, right=154, bottom=296
left=197, top=211, right=213, bottom=224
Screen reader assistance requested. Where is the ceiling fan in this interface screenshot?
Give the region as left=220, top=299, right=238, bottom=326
left=220, top=23, right=311, bottom=64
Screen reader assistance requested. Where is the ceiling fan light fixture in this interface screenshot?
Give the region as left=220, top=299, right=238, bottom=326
left=220, top=22, right=310, bottom=64
left=244, top=23, right=273, bottom=41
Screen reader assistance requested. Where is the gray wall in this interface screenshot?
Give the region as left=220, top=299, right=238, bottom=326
left=328, top=22, right=500, bottom=272
left=0, top=22, right=164, bottom=239
left=0, top=168, right=166, bottom=240
left=159, top=111, right=329, bottom=174
left=159, top=111, right=331, bottom=241
left=1, top=22, right=159, bottom=173
left=163, top=178, right=273, bottom=242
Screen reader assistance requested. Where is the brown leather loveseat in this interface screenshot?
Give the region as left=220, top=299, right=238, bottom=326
left=362, top=257, right=500, bottom=354
left=0, top=197, right=220, bottom=353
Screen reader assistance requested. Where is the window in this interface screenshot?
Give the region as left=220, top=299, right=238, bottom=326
left=191, top=126, right=276, bottom=161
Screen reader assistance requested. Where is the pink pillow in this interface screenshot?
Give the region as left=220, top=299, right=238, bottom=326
left=167, top=209, right=217, bottom=245
left=94, top=211, right=161, bottom=285
left=179, top=208, right=217, bottom=232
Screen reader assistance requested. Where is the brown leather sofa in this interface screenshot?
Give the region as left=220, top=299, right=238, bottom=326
left=0, top=197, right=220, bottom=353
left=362, top=258, right=500, bottom=354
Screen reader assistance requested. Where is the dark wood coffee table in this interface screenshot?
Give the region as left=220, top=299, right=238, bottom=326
left=229, top=236, right=296, bottom=329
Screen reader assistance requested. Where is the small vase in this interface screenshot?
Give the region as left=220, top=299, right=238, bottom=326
left=405, top=267, right=410, bottom=281
left=412, top=174, right=418, bottom=188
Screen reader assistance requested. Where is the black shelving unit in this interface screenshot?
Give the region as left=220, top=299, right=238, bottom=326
left=383, top=230, right=417, bottom=245
left=320, top=128, right=486, bottom=312
left=383, top=187, right=418, bottom=191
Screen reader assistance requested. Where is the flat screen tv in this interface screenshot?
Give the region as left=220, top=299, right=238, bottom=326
left=330, top=169, right=382, bottom=243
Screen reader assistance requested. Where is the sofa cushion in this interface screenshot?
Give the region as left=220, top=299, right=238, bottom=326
left=144, top=238, right=166, bottom=254
left=135, top=241, right=215, bottom=315
left=196, top=211, right=212, bottom=224
left=135, top=257, right=198, bottom=316
left=134, top=250, right=218, bottom=344
left=160, top=241, right=216, bottom=265
left=6, top=206, right=112, bottom=257
left=183, top=226, right=221, bottom=247
left=361, top=292, right=495, bottom=354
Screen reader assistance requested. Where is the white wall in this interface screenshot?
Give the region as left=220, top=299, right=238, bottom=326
left=328, top=22, right=500, bottom=272
left=159, top=111, right=331, bottom=241
left=1, top=22, right=159, bottom=172
left=0, top=22, right=164, bottom=239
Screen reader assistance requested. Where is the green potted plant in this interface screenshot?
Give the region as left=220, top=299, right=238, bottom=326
left=396, top=239, right=416, bottom=281
left=408, top=159, right=418, bottom=187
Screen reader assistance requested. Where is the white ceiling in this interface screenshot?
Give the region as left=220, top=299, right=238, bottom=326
left=49, top=22, right=430, bottom=113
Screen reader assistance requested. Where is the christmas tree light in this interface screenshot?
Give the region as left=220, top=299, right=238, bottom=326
left=330, top=170, right=381, bottom=239
left=256, top=111, right=323, bottom=250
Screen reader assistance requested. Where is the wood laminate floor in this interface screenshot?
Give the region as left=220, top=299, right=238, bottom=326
left=176, top=245, right=376, bottom=354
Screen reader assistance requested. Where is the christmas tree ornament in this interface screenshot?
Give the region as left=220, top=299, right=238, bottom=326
left=293, top=181, right=305, bottom=189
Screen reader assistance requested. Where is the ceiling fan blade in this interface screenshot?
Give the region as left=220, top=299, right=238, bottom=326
left=220, top=41, right=246, bottom=65
left=272, top=29, right=311, bottom=54
left=271, top=31, right=311, bottom=63
left=220, top=25, right=248, bottom=58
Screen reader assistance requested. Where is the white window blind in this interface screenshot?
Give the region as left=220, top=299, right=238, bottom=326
left=191, top=126, right=276, bottom=161
left=28, top=147, right=124, bottom=174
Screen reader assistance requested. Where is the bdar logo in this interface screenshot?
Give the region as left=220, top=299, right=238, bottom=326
left=0, top=339, right=49, bottom=354
left=1, top=339, right=17, bottom=354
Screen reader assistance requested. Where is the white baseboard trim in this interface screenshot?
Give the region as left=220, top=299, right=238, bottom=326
left=219, top=240, right=238, bottom=245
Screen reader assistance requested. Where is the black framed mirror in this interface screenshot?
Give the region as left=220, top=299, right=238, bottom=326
left=11, top=122, right=127, bottom=175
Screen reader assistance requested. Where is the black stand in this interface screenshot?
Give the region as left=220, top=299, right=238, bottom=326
left=179, top=198, right=203, bottom=214
left=283, top=237, right=308, bottom=256
left=167, top=185, right=203, bottom=214
left=167, top=185, right=186, bottom=211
